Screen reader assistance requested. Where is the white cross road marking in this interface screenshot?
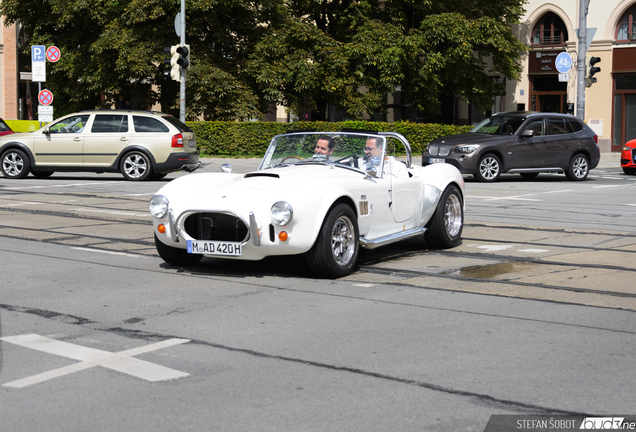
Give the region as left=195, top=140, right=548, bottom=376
left=518, top=249, right=549, bottom=253
left=467, top=244, right=515, bottom=252
left=1, top=182, right=122, bottom=190
left=543, top=189, right=574, bottom=194
left=0, top=334, right=190, bottom=388
left=68, top=208, right=150, bottom=217
left=593, top=185, right=622, bottom=189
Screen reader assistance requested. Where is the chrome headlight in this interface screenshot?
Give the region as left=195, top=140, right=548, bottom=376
left=149, top=195, right=169, bottom=218
left=271, top=201, right=293, bottom=226
left=454, top=144, right=480, bottom=154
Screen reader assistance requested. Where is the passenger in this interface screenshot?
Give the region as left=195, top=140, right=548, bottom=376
left=364, top=137, right=407, bottom=178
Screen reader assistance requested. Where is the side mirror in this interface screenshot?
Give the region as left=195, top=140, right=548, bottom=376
left=220, top=163, right=232, bottom=173
left=43, top=126, right=51, bottom=135
left=365, top=165, right=378, bottom=178
left=520, top=129, right=535, bottom=138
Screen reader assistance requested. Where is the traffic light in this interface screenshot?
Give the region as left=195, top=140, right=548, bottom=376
left=585, top=55, right=601, bottom=87
left=163, top=44, right=190, bottom=82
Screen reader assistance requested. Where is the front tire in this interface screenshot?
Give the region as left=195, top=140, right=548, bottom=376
left=425, top=185, right=463, bottom=249
left=566, top=154, right=589, bottom=181
left=154, top=234, right=203, bottom=266
left=307, top=204, right=359, bottom=278
left=474, top=154, right=501, bottom=182
left=121, top=151, right=151, bottom=181
left=622, top=167, right=636, bottom=175
left=1, top=149, right=31, bottom=179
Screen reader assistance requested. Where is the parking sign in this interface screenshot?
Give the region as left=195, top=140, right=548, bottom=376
left=32, top=45, right=46, bottom=82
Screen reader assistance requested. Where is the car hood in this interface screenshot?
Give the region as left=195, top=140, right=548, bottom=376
left=157, top=164, right=363, bottom=215
left=0, top=131, right=37, bottom=142
left=430, top=133, right=511, bottom=146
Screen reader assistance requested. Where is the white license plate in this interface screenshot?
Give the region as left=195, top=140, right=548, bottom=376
left=429, top=158, right=446, bottom=164
left=187, top=240, right=242, bottom=256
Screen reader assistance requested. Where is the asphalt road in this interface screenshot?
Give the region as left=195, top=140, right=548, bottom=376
left=0, top=153, right=635, bottom=432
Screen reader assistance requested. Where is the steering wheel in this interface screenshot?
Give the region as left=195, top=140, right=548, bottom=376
left=281, top=156, right=303, bottom=163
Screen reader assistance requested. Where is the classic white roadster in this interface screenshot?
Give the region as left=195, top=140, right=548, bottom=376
left=149, top=131, right=465, bottom=278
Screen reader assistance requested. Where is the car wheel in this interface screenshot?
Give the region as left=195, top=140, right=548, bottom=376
left=474, top=154, right=501, bottom=182
left=566, top=154, right=589, bottom=181
left=623, top=167, right=636, bottom=175
left=121, top=151, right=151, bottom=181
left=31, top=170, right=54, bottom=178
left=1, top=149, right=31, bottom=179
left=154, top=234, right=203, bottom=266
left=307, top=203, right=359, bottom=278
left=425, top=185, right=463, bottom=249
left=520, top=173, right=539, bottom=180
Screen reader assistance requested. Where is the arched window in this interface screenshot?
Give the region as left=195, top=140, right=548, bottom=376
left=532, top=13, right=568, bottom=46
left=616, top=6, right=636, bottom=41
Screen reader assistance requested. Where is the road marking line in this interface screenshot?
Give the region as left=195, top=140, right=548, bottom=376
left=467, top=244, right=515, bottom=252
left=518, top=249, right=549, bottom=253
left=352, top=283, right=375, bottom=288
left=592, top=185, right=622, bottom=189
left=466, top=195, right=541, bottom=202
left=543, top=190, right=574, bottom=194
left=71, top=247, right=147, bottom=258
left=1, top=182, right=121, bottom=190
left=0, top=334, right=190, bottom=388
left=69, top=208, right=150, bottom=217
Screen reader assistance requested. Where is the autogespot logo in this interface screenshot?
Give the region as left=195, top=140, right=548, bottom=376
left=580, top=417, right=630, bottom=430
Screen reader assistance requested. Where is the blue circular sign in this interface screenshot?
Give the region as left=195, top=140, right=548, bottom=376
left=555, top=52, right=572, bottom=74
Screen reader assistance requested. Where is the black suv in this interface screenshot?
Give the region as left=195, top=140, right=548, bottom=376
left=422, top=112, right=600, bottom=182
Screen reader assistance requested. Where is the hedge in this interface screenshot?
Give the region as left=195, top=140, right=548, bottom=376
left=186, top=120, right=473, bottom=156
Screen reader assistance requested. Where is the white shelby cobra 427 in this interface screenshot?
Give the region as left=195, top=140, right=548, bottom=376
left=149, top=131, right=465, bottom=278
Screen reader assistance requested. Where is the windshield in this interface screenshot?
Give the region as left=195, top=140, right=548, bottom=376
left=259, top=132, right=386, bottom=172
left=471, top=116, right=525, bottom=135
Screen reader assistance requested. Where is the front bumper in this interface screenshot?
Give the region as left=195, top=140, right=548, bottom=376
left=422, top=154, right=477, bottom=174
left=621, top=148, right=636, bottom=167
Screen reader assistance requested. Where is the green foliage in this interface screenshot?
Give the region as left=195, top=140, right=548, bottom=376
left=1, top=0, right=526, bottom=120
left=187, top=120, right=472, bottom=156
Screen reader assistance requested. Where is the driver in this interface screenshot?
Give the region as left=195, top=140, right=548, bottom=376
left=313, top=136, right=334, bottom=161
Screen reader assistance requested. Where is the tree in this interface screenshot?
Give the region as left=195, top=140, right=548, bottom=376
left=1, top=0, right=527, bottom=121
left=249, top=0, right=527, bottom=120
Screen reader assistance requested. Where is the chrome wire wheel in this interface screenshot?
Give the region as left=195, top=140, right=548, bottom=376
left=444, top=193, right=463, bottom=238
left=478, top=155, right=500, bottom=181
left=331, top=215, right=356, bottom=266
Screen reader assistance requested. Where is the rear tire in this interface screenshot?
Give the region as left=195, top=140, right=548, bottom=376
left=31, top=170, right=54, bottom=178
left=121, top=151, right=151, bottom=181
left=425, top=185, right=463, bottom=249
left=307, top=204, right=359, bottom=278
left=1, top=149, right=31, bottom=179
left=154, top=234, right=202, bottom=265
left=566, top=154, right=589, bottom=181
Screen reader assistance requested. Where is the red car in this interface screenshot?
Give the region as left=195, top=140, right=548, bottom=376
left=622, top=139, right=636, bottom=175
left=0, top=118, right=14, bottom=137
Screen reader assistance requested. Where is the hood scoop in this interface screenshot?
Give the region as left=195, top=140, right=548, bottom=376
left=244, top=172, right=280, bottom=179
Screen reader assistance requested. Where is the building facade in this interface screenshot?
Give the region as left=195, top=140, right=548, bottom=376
left=504, top=0, right=636, bottom=153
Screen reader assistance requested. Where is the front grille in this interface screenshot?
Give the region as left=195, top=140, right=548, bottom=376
left=438, top=146, right=451, bottom=156
left=632, top=149, right=636, bottom=163
left=184, top=212, right=249, bottom=242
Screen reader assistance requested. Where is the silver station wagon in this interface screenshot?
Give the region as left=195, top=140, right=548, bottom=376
left=422, top=112, right=601, bottom=182
left=0, top=109, right=200, bottom=180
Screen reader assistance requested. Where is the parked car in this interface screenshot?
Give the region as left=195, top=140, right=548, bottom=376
left=0, top=118, right=14, bottom=137
left=0, top=109, right=199, bottom=180
left=621, top=138, right=636, bottom=175
left=150, top=131, right=465, bottom=278
left=422, top=112, right=600, bottom=182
